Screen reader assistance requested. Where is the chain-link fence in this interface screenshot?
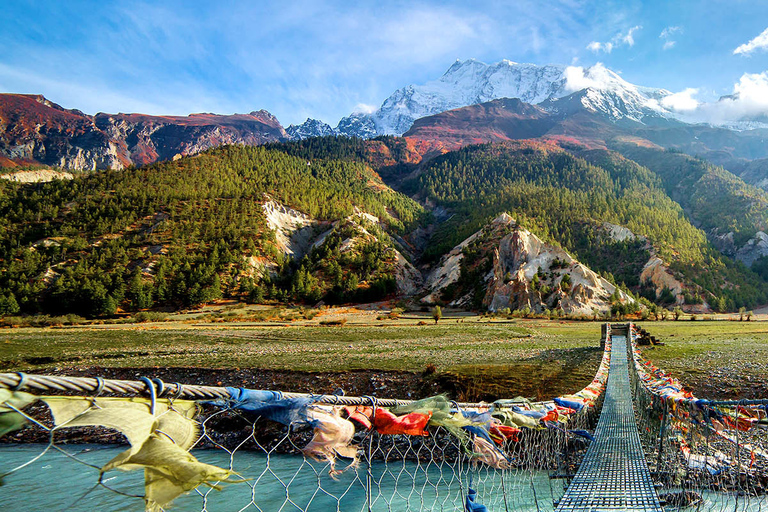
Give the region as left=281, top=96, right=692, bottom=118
left=0, top=363, right=603, bottom=512
left=629, top=324, right=768, bottom=511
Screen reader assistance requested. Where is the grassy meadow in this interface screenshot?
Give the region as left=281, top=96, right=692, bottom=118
left=1, top=305, right=767, bottom=400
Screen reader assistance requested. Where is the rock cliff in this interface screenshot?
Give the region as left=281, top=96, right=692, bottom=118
left=0, top=94, right=287, bottom=170
left=423, top=213, right=631, bottom=314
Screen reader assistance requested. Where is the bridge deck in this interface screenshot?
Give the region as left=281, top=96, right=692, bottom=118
left=556, top=334, right=662, bottom=511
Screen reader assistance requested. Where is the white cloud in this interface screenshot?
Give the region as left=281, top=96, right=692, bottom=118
left=587, top=26, right=641, bottom=53
left=660, top=26, right=681, bottom=39
left=659, top=26, right=680, bottom=50
left=587, top=41, right=613, bottom=53
left=714, top=71, right=768, bottom=118
left=679, top=72, right=768, bottom=124
left=564, top=62, right=613, bottom=91
left=661, top=88, right=699, bottom=111
left=622, top=25, right=641, bottom=47
left=352, top=103, right=377, bottom=114
left=734, top=27, right=768, bottom=55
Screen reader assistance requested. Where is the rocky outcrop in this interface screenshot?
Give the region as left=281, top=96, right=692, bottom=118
left=0, top=94, right=287, bottom=170
left=422, top=213, right=631, bottom=314
left=602, top=222, right=640, bottom=243
left=392, top=251, right=422, bottom=295
left=734, top=231, right=768, bottom=267
left=261, top=198, right=423, bottom=296
left=0, top=169, right=74, bottom=183
left=640, top=256, right=684, bottom=305
left=707, top=228, right=768, bottom=267
left=262, top=198, right=322, bottom=259
left=421, top=228, right=484, bottom=304
left=482, top=217, right=628, bottom=314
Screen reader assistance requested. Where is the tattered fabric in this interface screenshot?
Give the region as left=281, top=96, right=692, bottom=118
left=43, top=396, right=238, bottom=512
left=0, top=389, right=35, bottom=438
left=489, top=424, right=521, bottom=444
left=554, top=396, right=585, bottom=412
left=492, top=409, right=540, bottom=429
left=472, top=436, right=511, bottom=469
left=374, top=408, right=431, bottom=436
left=212, top=387, right=318, bottom=427
left=393, top=395, right=473, bottom=443
left=465, top=487, right=489, bottom=512
left=344, top=405, right=373, bottom=429
left=302, top=407, right=359, bottom=476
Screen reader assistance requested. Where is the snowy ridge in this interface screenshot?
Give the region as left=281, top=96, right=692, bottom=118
left=335, top=59, right=676, bottom=138
left=545, top=64, right=673, bottom=121
left=286, top=118, right=335, bottom=140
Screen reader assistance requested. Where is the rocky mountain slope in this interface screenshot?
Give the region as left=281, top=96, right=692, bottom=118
left=0, top=144, right=427, bottom=316
left=395, top=95, right=768, bottom=270
left=2, top=137, right=768, bottom=316
left=403, top=98, right=554, bottom=155
left=0, top=94, right=287, bottom=170
left=4, top=59, right=767, bottom=175
left=422, top=213, right=632, bottom=315
left=403, top=93, right=768, bottom=163
left=286, top=118, right=335, bottom=140
left=409, top=140, right=768, bottom=311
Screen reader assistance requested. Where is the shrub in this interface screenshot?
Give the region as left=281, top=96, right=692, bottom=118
left=432, top=305, right=442, bottom=324
left=132, top=311, right=170, bottom=323
left=319, top=318, right=347, bottom=326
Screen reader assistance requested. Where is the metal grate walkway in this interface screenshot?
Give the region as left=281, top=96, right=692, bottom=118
left=556, top=334, right=662, bottom=511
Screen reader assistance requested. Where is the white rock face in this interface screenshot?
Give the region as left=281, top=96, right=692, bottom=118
left=422, top=213, right=631, bottom=314
left=336, top=59, right=674, bottom=137
left=421, top=228, right=485, bottom=304
left=262, top=198, right=319, bottom=259
left=484, top=217, right=628, bottom=315
left=602, top=222, right=637, bottom=243
left=261, top=199, right=423, bottom=295
left=393, top=250, right=423, bottom=296
left=0, top=169, right=74, bottom=183
left=640, top=256, right=685, bottom=304
left=735, top=231, right=768, bottom=267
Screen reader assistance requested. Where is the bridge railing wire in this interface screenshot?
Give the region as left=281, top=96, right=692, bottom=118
left=0, top=334, right=608, bottom=512
left=628, top=323, right=768, bottom=512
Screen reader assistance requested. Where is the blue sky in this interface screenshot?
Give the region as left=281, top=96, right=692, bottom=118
left=2, top=0, right=768, bottom=126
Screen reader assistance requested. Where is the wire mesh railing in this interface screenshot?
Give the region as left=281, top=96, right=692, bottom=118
left=0, top=331, right=610, bottom=512
left=629, top=323, right=768, bottom=511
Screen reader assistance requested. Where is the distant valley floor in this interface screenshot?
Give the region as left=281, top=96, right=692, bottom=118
left=2, top=310, right=768, bottom=401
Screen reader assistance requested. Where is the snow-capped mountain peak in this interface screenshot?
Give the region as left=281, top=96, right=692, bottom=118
left=286, top=118, right=336, bottom=140
left=334, top=59, right=675, bottom=138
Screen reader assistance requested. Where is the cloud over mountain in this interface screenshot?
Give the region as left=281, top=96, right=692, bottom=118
left=660, top=88, right=699, bottom=112
left=734, top=27, right=768, bottom=55
left=587, top=26, right=642, bottom=54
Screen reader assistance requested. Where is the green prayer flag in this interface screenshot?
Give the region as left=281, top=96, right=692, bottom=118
left=43, top=396, right=238, bottom=511
left=0, top=389, right=36, bottom=438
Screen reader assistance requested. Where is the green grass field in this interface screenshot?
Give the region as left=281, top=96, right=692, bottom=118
left=2, top=313, right=767, bottom=400
left=0, top=316, right=601, bottom=400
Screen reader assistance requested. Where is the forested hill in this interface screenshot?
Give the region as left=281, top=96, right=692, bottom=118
left=609, top=143, right=768, bottom=250
left=409, top=141, right=768, bottom=310
left=2, top=138, right=768, bottom=317
left=0, top=145, right=425, bottom=317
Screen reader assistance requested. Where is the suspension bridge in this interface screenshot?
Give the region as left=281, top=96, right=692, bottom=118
left=556, top=326, right=662, bottom=511
left=0, top=323, right=766, bottom=511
